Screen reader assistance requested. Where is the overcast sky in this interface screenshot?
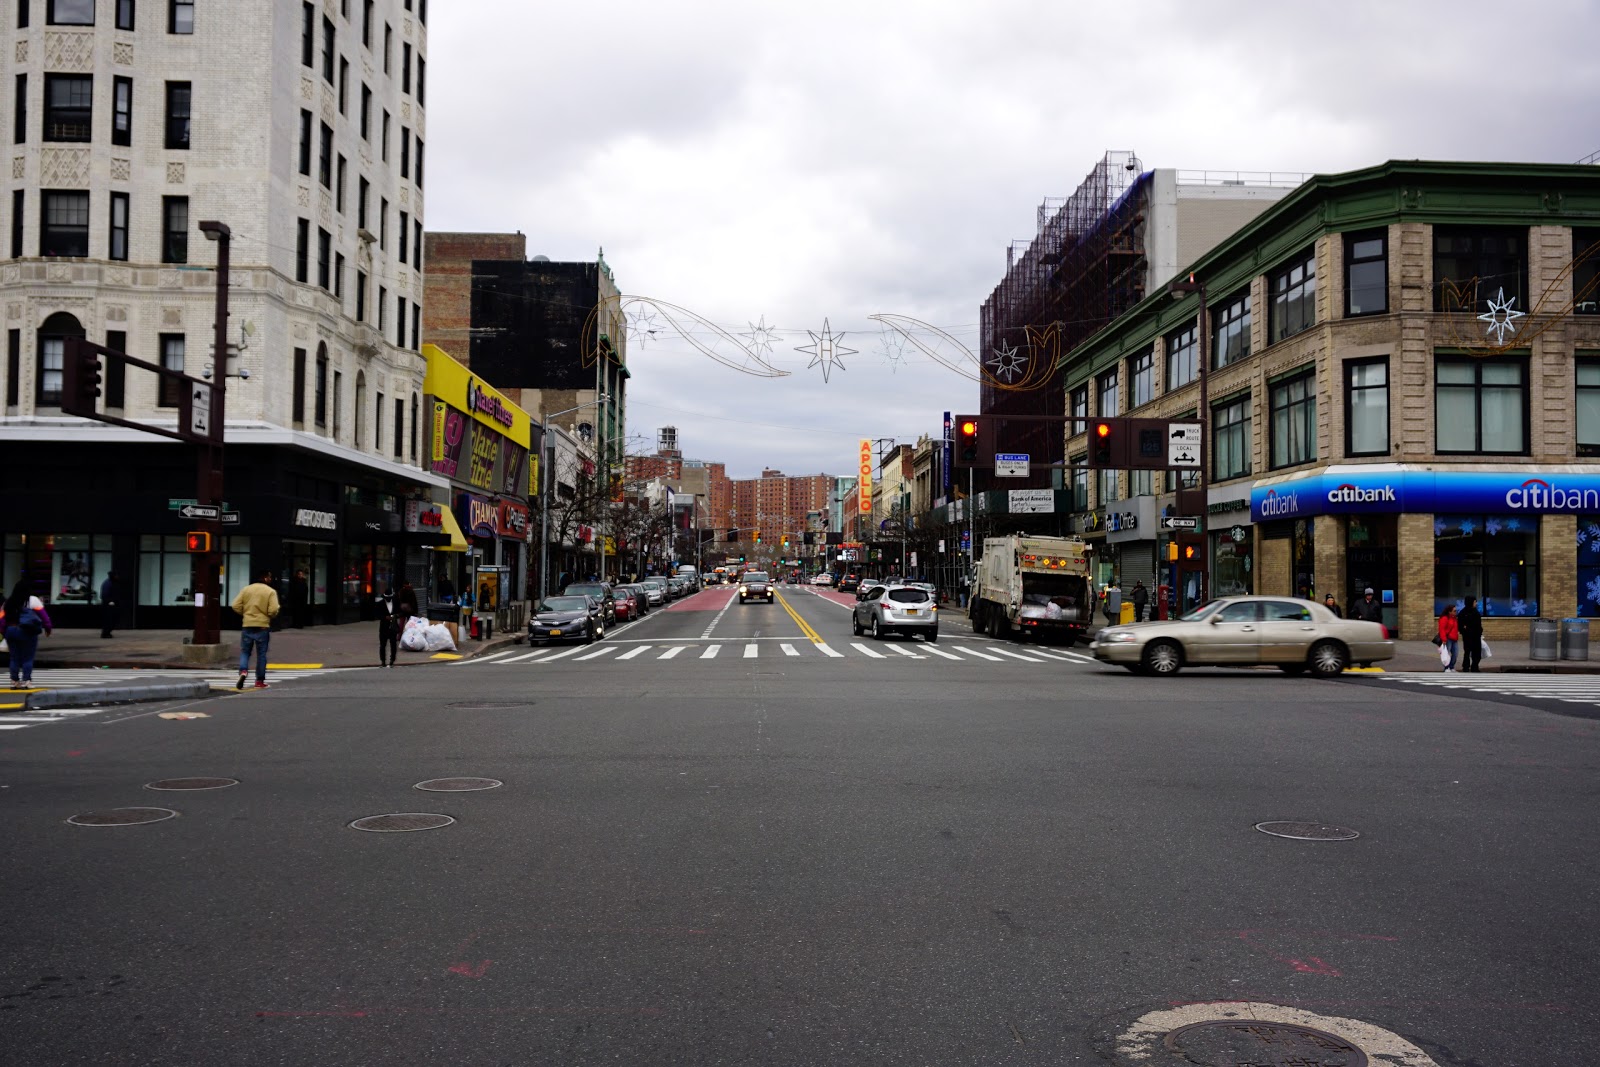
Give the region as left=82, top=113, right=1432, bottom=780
left=427, top=0, right=1600, bottom=480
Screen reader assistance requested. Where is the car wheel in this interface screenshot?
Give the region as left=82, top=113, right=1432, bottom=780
left=1308, top=640, right=1348, bottom=678
left=926, top=629, right=938, bottom=643
left=1279, top=664, right=1307, bottom=675
left=870, top=617, right=882, bottom=640
left=970, top=607, right=983, bottom=634
left=852, top=613, right=862, bottom=636
left=987, top=612, right=1003, bottom=639
left=1142, top=640, right=1183, bottom=676
left=584, top=623, right=595, bottom=645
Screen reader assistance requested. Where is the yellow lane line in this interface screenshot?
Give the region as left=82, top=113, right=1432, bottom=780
left=267, top=663, right=324, bottom=669
left=775, top=591, right=824, bottom=644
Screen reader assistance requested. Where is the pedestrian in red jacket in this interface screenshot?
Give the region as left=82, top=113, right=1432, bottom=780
left=1438, top=604, right=1460, bottom=672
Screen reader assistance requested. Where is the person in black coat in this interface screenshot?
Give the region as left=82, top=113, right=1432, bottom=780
left=1131, top=580, right=1149, bottom=623
left=1458, top=595, right=1484, bottom=673
left=1323, top=593, right=1343, bottom=618
left=99, top=571, right=119, bottom=638
left=1350, top=588, right=1384, bottom=623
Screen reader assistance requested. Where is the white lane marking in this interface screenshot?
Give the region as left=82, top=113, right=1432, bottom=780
left=1048, top=648, right=1099, bottom=663
left=701, top=594, right=738, bottom=639
left=744, top=644, right=759, bottom=659
left=615, top=646, right=651, bottom=660
left=0, top=723, right=34, bottom=730
left=574, top=646, right=616, bottom=662
left=780, top=644, right=800, bottom=657
left=700, top=645, right=721, bottom=659
left=658, top=646, right=687, bottom=660
left=922, top=645, right=963, bottom=660
left=458, top=650, right=518, bottom=665
left=850, top=643, right=888, bottom=659
left=957, top=646, right=1004, bottom=662
left=986, top=646, right=1047, bottom=662
left=887, top=645, right=923, bottom=659
left=537, top=646, right=587, bottom=663
left=816, top=643, right=844, bottom=658
left=499, top=650, right=552, bottom=664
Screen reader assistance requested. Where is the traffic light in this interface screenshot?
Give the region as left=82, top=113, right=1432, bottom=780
left=754, top=531, right=762, bottom=544
left=781, top=535, right=789, bottom=548
left=1175, top=532, right=1204, bottom=569
left=957, top=418, right=980, bottom=465
left=185, top=531, right=211, bottom=553
left=1089, top=421, right=1115, bottom=467
left=60, top=346, right=103, bottom=418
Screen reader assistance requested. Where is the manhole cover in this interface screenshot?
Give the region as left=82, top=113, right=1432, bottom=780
left=1164, top=1019, right=1368, bottom=1066
left=348, top=812, right=455, bottom=833
left=68, top=807, right=178, bottom=827
left=1255, top=821, right=1361, bottom=841
left=445, top=701, right=533, bottom=710
left=414, top=777, right=502, bottom=792
left=145, top=777, right=239, bottom=791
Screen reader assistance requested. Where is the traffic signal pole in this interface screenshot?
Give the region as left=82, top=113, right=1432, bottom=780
left=193, top=222, right=230, bottom=647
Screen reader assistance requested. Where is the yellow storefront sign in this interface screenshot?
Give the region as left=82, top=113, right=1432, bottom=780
left=421, top=343, right=531, bottom=448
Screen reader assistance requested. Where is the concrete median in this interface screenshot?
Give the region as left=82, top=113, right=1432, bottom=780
left=25, top=680, right=212, bottom=710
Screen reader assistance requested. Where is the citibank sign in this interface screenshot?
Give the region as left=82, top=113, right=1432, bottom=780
left=1252, top=470, right=1600, bottom=522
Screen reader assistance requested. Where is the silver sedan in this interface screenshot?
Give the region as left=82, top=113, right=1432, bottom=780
left=1089, top=596, right=1393, bottom=677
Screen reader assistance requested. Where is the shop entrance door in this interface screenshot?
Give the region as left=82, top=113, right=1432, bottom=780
left=1347, top=515, right=1399, bottom=636
left=283, top=541, right=332, bottom=627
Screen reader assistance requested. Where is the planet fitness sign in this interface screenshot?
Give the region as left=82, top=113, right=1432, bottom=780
left=1252, top=470, right=1600, bottom=522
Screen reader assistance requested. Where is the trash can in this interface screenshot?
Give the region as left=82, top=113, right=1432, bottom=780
left=1560, top=618, right=1589, bottom=661
left=1529, top=617, right=1559, bottom=661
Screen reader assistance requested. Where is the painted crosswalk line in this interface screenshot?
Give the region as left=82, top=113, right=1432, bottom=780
left=700, top=645, right=721, bottom=659
left=615, top=646, right=651, bottom=660
left=956, top=647, right=1005, bottom=662
left=460, top=638, right=1105, bottom=668
left=1370, top=672, right=1600, bottom=707
left=850, top=642, right=888, bottom=659
left=658, top=646, right=688, bottom=660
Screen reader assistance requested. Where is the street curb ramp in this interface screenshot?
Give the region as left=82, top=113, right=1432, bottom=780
left=25, top=680, right=211, bottom=710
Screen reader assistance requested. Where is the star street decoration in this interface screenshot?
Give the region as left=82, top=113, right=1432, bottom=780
left=879, top=325, right=908, bottom=374
left=986, top=340, right=1027, bottom=383
left=627, top=309, right=662, bottom=349
left=795, top=318, right=857, bottom=383
left=1477, top=287, right=1526, bottom=344
left=741, top=315, right=779, bottom=362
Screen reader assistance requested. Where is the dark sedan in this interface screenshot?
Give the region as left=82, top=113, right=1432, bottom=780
left=561, top=582, right=616, bottom=625
left=527, top=595, right=606, bottom=645
left=739, top=571, right=775, bottom=603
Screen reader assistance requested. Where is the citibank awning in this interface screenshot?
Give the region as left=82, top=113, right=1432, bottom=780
left=436, top=504, right=470, bottom=552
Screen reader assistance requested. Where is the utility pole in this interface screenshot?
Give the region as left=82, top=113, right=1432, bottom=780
left=195, top=220, right=230, bottom=648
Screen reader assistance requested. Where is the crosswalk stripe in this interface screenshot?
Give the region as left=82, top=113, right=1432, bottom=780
left=986, top=646, right=1047, bottom=662
left=700, top=645, right=720, bottom=659
left=459, top=650, right=517, bottom=665
left=850, top=643, right=887, bottom=659
left=537, top=646, right=587, bottom=662
left=816, top=643, right=844, bottom=658
left=499, top=650, right=550, bottom=664
left=957, top=646, right=1004, bottom=662
left=781, top=644, right=800, bottom=657
left=573, top=646, right=615, bottom=661
left=659, top=646, right=687, bottom=660
left=923, top=645, right=962, bottom=660
left=0, top=723, right=31, bottom=730
left=615, top=646, right=651, bottom=660
left=744, top=644, right=759, bottom=659
left=887, top=645, right=923, bottom=659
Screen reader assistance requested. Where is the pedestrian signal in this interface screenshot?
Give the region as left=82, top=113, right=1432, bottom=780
left=185, top=531, right=211, bottom=553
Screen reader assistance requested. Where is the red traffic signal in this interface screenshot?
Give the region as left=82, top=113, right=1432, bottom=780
left=60, top=344, right=103, bottom=418
left=185, top=531, right=212, bottom=553
left=955, top=416, right=982, bottom=465
left=1090, top=420, right=1117, bottom=467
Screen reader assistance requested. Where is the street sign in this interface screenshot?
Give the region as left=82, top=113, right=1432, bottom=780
left=179, top=504, right=220, bottom=520
left=190, top=384, right=212, bottom=439
left=1160, top=516, right=1201, bottom=531
left=1167, top=423, right=1201, bottom=468
left=168, top=498, right=197, bottom=510
left=995, top=452, right=1030, bottom=478
left=221, top=512, right=241, bottom=526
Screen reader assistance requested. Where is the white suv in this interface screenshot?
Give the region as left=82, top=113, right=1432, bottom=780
left=852, top=583, right=938, bottom=642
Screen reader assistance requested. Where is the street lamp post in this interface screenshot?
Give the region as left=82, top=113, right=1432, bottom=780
left=1168, top=273, right=1210, bottom=605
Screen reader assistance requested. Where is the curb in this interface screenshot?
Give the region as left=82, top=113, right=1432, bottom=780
left=25, top=680, right=211, bottom=710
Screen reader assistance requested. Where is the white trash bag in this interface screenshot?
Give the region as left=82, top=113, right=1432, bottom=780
left=399, top=615, right=431, bottom=652
left=1481, top=638, right=1493, bottom=660
left=421, top=622, right=457, bottom=652
left=1438, top=643, right=1451, bottom=667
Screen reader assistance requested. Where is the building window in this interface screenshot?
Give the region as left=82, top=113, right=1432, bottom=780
left=374, top=389, right=383, bottom=452
left=1212, top=290, right=1249, bottom=368
left=414, top=138, right=423, bottom=188
left=1344, top=229, right=1387, bottom=316
left=1436, top=515, right=1538, bottom=618
left=1269, top=367, right=1316, bottom=469
left=301, top=3, right=315, bottom=65
left=409, top=392, right=418, bottom=460
left=333, top=369, right=342, bottom=440
left=157, top=333, right=184, bottom=407
left=318, top=122, right=332, bottom=187
left=355, top=270, right=366, bottom=320
left=1213, top=394, right=1251, bottom=481
left=40, top=189, right=88, bottom=257
left=338, top=57, right=348, bottom=115
left=357, top=176, right=368, bottom=228
left=377, top=285, right=386, bottom=329
left=36, top=312, right=83, bottom=405
left=361, top=0, right=371, bottom=46
left=15, top=0, right=25, bottom=27
left=402, top=42, right=411, bottom=93
left=1434, top=226, right=1528, bottom=314
left=294, top=218, right=309, bottom=282
left=321, top=15, right=335, bottom=83
left=412, top=219, right=421, bottom=270
left=335, top=155, right=346, bottom=212
left=13, top=73, right=25, bottom=145
left=1128, top=349, right=1153, bottom=407
left=1096, top=368, right=1117, bottom=418
left=359, top=84, right=370, bottom=139
left=378, top=197, right=386, bottom=249
left=383, top=23, right=391, bottom=72
left=46, top=0, right=94, bottom=25
left=395, top=295, right=405, bottom=347
left=333, top=252, right=344, bottom=300
left=1129, top=469, right=1153, bottom=497
left=168, top=0, right=193, bottom=33
left=111, top=75, right=132, bottom=146
left=381, top=110, right=389, bottom=161
left=314, top=343, right=328, bottom=427
left=298, top=109, right=312, bottom=175
left=410, top=303, right=419, bottom=349
left=393, top=396, right=403, bottom=457
left=108, top=191, right=128, bottom=261
left=1345, top=357, right=1389, bottom=456
left=1166, top=321, right=1197, bottom=391
left=1578, top=358, right=1600, bottom=457
left=1070, top=385, right=1087, bottom=422
left=316, top=227, right=330, bottom=289
left=1575, top=229, right=1599, bottom=315
left=1435, top=356, right=1526, bottom=454
left=164, top=80, right=190, bottom=149
left=116, top=0, right=133, bottom=30
left=292, top=346, right=306, bottom=424
left=105, top=329, right=125, bottom=408
left=1096, top=467, right=1118, bottom=507
left=398, top=210, right=408, bottom=262
left=417, top=55, right=425, bottom=106
left=1269, top=247, right=1317, bottom=344
left=43, top=74, right=93, bottom=143
left=1578, top=517, right=1600, bottom=617
left=5, top=329, right=16, bottom=406
left=11, top=190, right=23, bottom=257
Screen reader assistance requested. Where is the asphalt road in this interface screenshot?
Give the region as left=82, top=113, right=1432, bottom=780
left=2, top=584, right=1596, bottom=1065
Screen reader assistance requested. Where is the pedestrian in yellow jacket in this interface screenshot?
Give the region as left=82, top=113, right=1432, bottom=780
left=231, top=570, right=280, bottom=689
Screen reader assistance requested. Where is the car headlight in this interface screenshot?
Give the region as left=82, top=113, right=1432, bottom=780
left=740, top=585, right=749, bottom=594
left=1101, top=630, right=1139, bottom=643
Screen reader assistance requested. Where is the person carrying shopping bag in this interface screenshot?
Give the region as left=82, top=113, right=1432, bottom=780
left=1437, top=603, right=1460, bottom=672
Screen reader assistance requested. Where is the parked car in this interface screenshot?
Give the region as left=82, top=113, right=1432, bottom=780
left=612, top=587, right=639, bottom=622
left=1089, top=595, right=1395, bottom=677
left=637, top=578, right=667, bottom=606
left=703, top=572, right=722, bottom=586
left=527, top=595, right=606, bottom=645
left=615, top=584, right=651, bottom=616
left=739, top=571, right=775, bottom=603
left=811, top=573, right=834, bottom=586
left=853, top=582, right=938, bottom=642
left=666, top=577, right=686, bottom=599
left=836, top=573, right=862, bottom=593
left=856, top=579, right=884, bottom=601
left=561, top=582, right=616, bottom=626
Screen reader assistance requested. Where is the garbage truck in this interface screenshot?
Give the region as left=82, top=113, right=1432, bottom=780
left=968, top=535, right=1096, bottom=643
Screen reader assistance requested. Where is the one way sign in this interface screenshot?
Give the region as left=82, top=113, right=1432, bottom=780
left=179, top=504, right=220, bottom=520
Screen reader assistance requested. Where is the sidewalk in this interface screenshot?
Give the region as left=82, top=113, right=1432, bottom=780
left=5, top=622, right=523, bottom=672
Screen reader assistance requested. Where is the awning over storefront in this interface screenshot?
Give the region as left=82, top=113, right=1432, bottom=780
left=436, top=504, right=470, bottom=552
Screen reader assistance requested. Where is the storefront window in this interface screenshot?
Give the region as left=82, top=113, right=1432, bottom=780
left=139, top=534, right=195, bottom=606
left=3, top=533, right=114, bottom=604
left=1212, top=529, right=1253, bottom=597
left=221, top=537, right=252, bottom=605
left=1577, top=517, right=1600, bottom=617
left=1292, top=518, right=1315, bottom=600
left=341, top=543, right=395, bottom=607
left=1434, top=514, right=1538, bottom=617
